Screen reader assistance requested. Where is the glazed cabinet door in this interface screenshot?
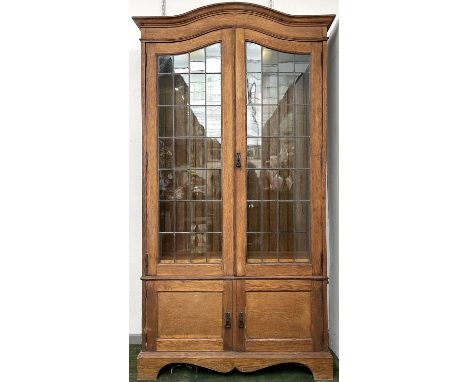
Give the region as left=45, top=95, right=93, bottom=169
left=235, top=279, right=325, bottom=352
left=145, top=280, right=233, bottom=351
left=143, top=30, right=235, bottom=277
left=234, top=30, right=325, bottom=277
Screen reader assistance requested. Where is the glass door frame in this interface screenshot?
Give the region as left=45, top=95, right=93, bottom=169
left=144, top=29, right=236, bottom=277
left=234, top=29, right=325, bottom=277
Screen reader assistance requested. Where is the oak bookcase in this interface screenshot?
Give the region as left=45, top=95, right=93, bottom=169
left=133, top=3, right=335, bottom=380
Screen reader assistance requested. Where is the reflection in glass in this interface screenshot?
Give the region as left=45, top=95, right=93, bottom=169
left=174, top=74, right=189, bottom=105
left=207, top=74, right=221, bottom=105
left=206, top=107, right=221, bottom=137
left=190, top=49, right=205, bottom=73
left=174, top=54, right=189, bottom=73
left=246, top=42, right=311, bottom=263
left=158, top=56, right=173, bottom=73
left=157, top=44, right=223, bottom=263
left=175, top=202, right=191, bottom=232
left=247, top=73, right=261, bottom=104
left=206, top=43, right=221, bottom=73
left=190, top=106, right=205, bottom=136
left=262, top=74, right=278, bottom=104
left=190, top=74, right=205, bottom=105
left=262, top=48, right=278, bottom=72
left=158, top=75, right=173, bottom=105
left=207, top=137, right=221, bottom=168
left=246, top=42, right=261, bottom=72
left=191, top=170, right=206, bottom=200
left=158, top=106, right=173, bottom=137
left=158, top=139, right=173, bottom=169
left=247, top=105, right=261, bottom=137
left=159, top=202, right=174, bottom=232
left=278, top=52, right=294, bottom=72
left=206, top=169, right=222, bottom=200
left=174, top=233, right=190, bottom=263
left=206, top=233, right=222, bottom=262
left=174, top=106, right=190, bottom=137
left=174, top=139, right=189, bottom=168
left=159, top=233, right=174, bottom=262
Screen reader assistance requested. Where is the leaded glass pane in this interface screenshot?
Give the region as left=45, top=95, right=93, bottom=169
left=157, top=44, right=223, bottom=263
left=245, top=43, right=311, bottom=263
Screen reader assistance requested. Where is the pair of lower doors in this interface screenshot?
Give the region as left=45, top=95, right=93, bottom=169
left=143, top=278, right=326, bottom=352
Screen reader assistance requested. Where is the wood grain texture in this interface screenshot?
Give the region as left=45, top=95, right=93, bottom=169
left=234, top=27, right=247, bottom=277
left=144, top=44, right=158, bottom=275
left=245, top=291, right=312, bottom=338
left=133, top=3, right=335, bottom=42
left=245, top=263, right=313, bottom=277
left=154, top=280, right=224, bottom=292
left=156, top=338, right=223, bottom=351
left=310, top=43, right=324, bottom=276
left=321, top=40, right=330, bottom=349
left=239, top=279, right=323, bottom=352
left=141, top=40, right=148, bottom=350
left=141, top=275, right=328, bottom=280
left=244, top=279, right=312, bottom=291
left=223, top=280, right=234, bottom=350
left=144, top=282, right=158, bottom=350
left=155, top=264, right=223, bottom=277
left=310, top=281, right=325, bottom=351
left=144, top=280, right=231, bottom=352
left=137, top=351, right=333, bottom=380
left=221, top=28, right=236, bottom=277
left=244, top=29, right=313, bottom=53
left=245, top=338, right=314, bottom=352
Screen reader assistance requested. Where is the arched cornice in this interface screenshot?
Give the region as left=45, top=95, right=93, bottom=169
left=133, top=2, right=335, bottom=42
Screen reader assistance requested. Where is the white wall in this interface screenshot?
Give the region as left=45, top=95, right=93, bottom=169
left=129, top=1, right=339, bottom=353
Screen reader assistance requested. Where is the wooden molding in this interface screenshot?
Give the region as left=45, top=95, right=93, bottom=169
left=133, top=2, right=335, bottom=42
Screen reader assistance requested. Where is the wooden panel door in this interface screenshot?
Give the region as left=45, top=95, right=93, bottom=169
left=145, top=280, right=233, bottom=351
left=234, top=29, right=326, bottom=278
left=236, top=279, right=325, bottom=352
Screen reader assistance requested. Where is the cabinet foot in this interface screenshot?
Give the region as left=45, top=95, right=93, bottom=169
left=137, top=351, right=333, bottom=381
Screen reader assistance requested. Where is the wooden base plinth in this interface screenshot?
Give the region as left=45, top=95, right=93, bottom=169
left=137, top=350, right=333, bottom=381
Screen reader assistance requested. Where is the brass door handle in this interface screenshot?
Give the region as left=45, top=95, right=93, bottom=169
left=239, top=312, right=245, bottom=328
left=224, top=312, right=231, bottom=328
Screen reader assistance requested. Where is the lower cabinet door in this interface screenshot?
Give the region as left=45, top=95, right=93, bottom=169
left=237, top=279, right=324, bottom=352
left=145, top=280, right=233, bottom=351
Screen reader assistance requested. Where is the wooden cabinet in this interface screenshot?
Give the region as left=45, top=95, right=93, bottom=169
left=133, top=3, right=335, bottom=381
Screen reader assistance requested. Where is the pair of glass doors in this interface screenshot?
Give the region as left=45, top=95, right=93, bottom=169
left=144, top=28, right=325, bottom=278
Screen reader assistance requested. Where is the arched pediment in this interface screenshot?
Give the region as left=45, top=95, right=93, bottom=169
left=133, top=2, right=335, bottom=42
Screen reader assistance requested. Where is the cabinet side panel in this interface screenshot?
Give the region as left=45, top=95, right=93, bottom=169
left=141, top=41, right=148, bottom=350
left=321, top=40, right=329, bottom=349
